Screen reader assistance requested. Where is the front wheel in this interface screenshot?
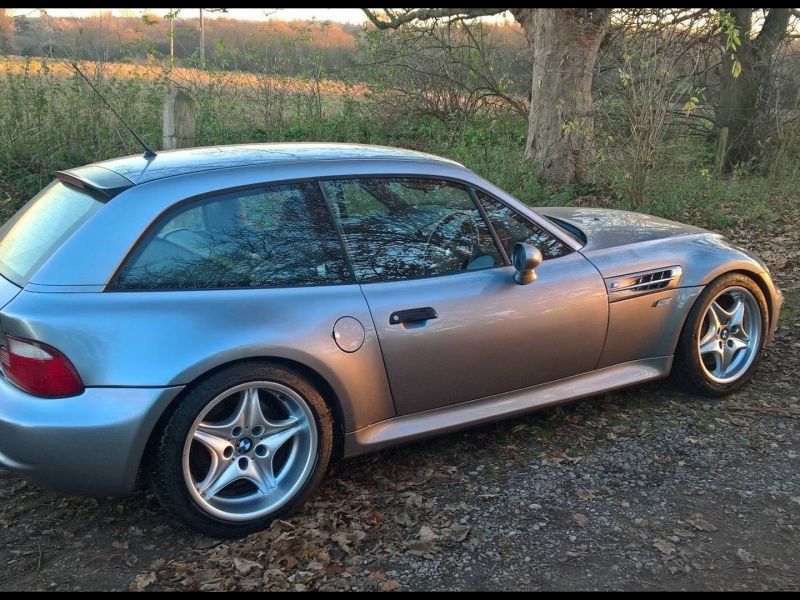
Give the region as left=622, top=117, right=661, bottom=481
left=674, top=273, right=769, bottom=396
left=150, top=362, right=333, bottom=538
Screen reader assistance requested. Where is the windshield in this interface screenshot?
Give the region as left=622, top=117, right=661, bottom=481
left=0, top=181, right=102, bottom=286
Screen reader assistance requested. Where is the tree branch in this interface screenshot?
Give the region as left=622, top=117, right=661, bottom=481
left=754, top=8, right=791, bottom=53
left=362, top=8, right=507, bottom=30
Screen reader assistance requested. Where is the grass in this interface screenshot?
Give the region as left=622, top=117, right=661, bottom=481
left=0, top=56, right=797, bottom=231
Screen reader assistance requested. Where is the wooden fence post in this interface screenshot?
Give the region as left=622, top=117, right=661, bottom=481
left=163, top=87, right=197, bottom=150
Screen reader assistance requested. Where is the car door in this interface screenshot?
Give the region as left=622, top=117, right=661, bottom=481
left=321, top=177, right=608, bottom=416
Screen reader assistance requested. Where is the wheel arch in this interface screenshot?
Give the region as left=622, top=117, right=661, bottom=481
left=673, top=267, right=773, bottom=358
left=140, top=356, right=348, bottom=481
left=696, top=264, right=773, bottom=322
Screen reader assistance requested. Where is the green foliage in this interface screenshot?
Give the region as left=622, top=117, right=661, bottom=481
left=717, top=10, right=743, bottom=79
left=0, top=57, right=795, bottom=232
left=602, top=140, right=797, bottom=230
left=0, top=59, right=166, bottom=219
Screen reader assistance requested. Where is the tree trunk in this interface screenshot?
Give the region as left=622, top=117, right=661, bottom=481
left=0, top=9, right=14, bottom=53
left=512, top=9, right=610, bottom=186
left=716, top=8, right=791, bottom=172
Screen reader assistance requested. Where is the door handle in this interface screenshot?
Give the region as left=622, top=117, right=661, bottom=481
left=389, top=307, right=438, bottom=325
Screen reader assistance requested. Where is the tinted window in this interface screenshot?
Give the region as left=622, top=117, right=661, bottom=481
left=476, top=191, right=571, bottom=260
left=0, top=181, right=102, bottom=285
left=322, top=178, right=503, bottom=283
left=116, top=182, right=351, bottom=290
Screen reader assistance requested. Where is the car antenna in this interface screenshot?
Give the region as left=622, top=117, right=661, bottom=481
left=71, top=62, right=157, bottom=159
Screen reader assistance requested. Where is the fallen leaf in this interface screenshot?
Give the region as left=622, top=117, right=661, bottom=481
left=132, top=572, right=157, bottom=591
left=418, top=525, right=439, bottom=542
left=688, top=517, right=718, bottom=532
left=331, top=530, right=366, bottom=555
left=405, top=539, right=438, bottom=557
left=736, top=548, right=754, bottom=564
left=379, top=580, right=401, bottom=592
left=233, top=557, right=261, bottom=575
left=394, top=512, right=414, bottom=528
left=403, top=492, right=424, bottom=508
left=653, top=539, right=676, bottom=556
left=445, top=524, right=471, bottom=542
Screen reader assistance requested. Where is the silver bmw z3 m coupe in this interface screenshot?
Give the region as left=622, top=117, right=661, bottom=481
left=0, top=143, right=782, bottom=536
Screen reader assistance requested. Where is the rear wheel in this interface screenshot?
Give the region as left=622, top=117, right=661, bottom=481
left=675, top=273, right=768, bottom=396
left=150, top=362, right=333, bottom=538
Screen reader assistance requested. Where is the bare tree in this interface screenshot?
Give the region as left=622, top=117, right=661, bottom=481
left=594, top=10, right=709, bottom=206
left=716, top=8, right=798, bottom=172
left=357, top=17, right=529, bottom=133
left=199, top=9, right=229, bottom=67
left=165, top=9, right=180, bottom=63
left=363, top=8, right=611, bottom=186
left=199, top=8, right=204, bottom=63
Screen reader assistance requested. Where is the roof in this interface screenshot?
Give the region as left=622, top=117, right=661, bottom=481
left=68, top=143, right=463, bottom=187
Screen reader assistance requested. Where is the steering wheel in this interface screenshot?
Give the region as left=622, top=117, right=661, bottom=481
left=161, top=227, right=192, bottom=241
left=422, top=211, right=479, bottom=275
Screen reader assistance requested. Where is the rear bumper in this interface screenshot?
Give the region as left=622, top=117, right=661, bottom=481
left=0, top=376, right=183, bottom=496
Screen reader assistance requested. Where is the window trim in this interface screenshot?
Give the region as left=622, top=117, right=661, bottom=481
left=314, top=173, right=582, bottom=254
left=106, top=178, right=356, bottom=293
left=472, top=187, right=576, bottom=262
left=317, top=179, right=358, bottom=283
left=467, top=187, right=510, bottom=265
left=105, top=172, right=580, bottom=293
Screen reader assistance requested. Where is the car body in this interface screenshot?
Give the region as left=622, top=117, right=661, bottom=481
left=0, top=143, right=781, bottom=535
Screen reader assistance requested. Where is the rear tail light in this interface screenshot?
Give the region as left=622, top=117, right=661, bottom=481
left=0, top=335, right=84, bottom=397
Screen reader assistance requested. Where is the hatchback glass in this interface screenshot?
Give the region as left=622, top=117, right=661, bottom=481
left=0, top=181, right=102, bottom=285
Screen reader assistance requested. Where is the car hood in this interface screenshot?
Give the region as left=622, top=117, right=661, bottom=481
left=537, top=207, right=709, bottom=252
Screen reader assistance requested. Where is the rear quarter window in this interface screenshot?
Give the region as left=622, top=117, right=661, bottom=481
left=113, top=182, right=352, bottom=290
left=0, top=181, right=102, bottom=285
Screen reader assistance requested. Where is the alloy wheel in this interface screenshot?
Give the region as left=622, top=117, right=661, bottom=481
left=697, top=286, right=762, bottom=384
left=182, top=381, right=318, bottom=522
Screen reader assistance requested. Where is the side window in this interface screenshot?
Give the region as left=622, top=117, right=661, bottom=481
left=322, top=178, right=503, bottom=283
left=476, top=191, right=572, bottom=260
left=115, top=182, right=351, bottom=290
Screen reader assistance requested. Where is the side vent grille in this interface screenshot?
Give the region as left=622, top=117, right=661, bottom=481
left=605, top=266, right=682, bottom=302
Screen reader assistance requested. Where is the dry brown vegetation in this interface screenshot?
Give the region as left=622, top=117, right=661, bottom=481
left=0, top=56, right=367, bottom=97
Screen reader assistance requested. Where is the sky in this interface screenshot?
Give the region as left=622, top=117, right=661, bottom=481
left=9, top=8, right=516, bottom=25
left=10, top=9, right=373, bottom=25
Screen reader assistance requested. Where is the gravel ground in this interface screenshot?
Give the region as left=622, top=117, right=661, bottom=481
left=1, top=221, right=798, bottom=592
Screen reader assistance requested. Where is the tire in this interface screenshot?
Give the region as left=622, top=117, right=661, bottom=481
left=674, top=272, right=769, bottom=397
left=150, top=361, right=333, bottom=538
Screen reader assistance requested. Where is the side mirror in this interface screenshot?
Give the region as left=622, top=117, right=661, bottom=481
left=512, top=242, right=543, bottom=285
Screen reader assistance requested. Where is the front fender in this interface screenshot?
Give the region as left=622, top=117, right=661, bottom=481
left=584, top=232, right=782, bottom=363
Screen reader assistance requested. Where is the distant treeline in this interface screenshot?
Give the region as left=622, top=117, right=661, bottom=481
left=0, top=10, right=526, bottom=80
